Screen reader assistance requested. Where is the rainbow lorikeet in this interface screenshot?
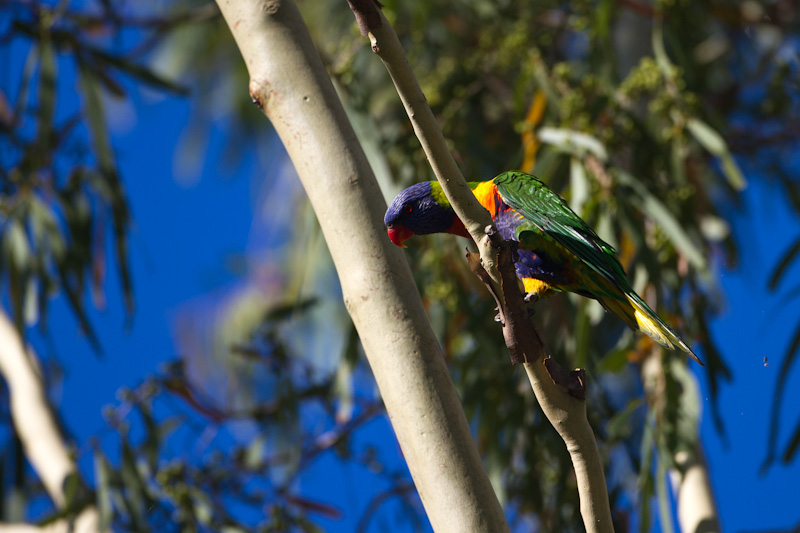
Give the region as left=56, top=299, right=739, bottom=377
left=384, top=171, right=702, bottom=365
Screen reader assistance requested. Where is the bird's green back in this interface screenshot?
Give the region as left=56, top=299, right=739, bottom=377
left=493, top=171, right=629, bottom=289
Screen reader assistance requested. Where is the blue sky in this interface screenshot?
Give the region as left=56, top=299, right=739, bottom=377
left=43, top=113, right=800, bottom=531
left=701, top=180, right=800, bottom=532
left=5, top=24, right=800, bottom=532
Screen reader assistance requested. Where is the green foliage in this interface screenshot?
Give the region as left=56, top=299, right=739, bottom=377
left=2, top=0, right=799, bottom=530
left=298, top=0, right=799, bottom=528
left=0, top=1, right=196, bottom=347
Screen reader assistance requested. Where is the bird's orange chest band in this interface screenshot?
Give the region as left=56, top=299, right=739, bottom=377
left=471, top=181, right=498, bottom=216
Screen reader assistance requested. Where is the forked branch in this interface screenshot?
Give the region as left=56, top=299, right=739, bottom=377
left=468, top=227, right=613, bottom=532
left=346, top=3, right=614, bottom=530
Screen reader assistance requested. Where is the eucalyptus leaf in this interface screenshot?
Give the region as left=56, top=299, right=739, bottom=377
left=62, top=472, right=81, bottom=507
left=140, top=403, right=160, bottom=471
left=29, top=195, right=66, bottom=260
left=56, top=266, right=103, bottom=354
left=244, top=434, right=267, bottom=470
left=94, top=449, right=114, bottom=530
left=77, top=61, right=114, bottom=176
left=598, top=347, right=633, bottom=373
left=652, top=21, right=673, bottom=78
left=537, top=127, right=608, bottom=161
left=190, top=488, right=213, bottom=525
left=762, top=314, right=800, bottom=473
left=655, top=459, right=674, bottom=533
left=670, top=140, right=688, bottom=186
left=768, top=235, right=800, bottom=291
left=569, top=156, right=589, bottom=216
left=615, top=169, right=707, bottom=269
left=23, top=277, right=38, bottom=326
left=120, top=440, right=147, bottom=531
left=686, top=118, right=746, bottom=190
left=77, top=65, right=135, bottom=315
left=782, top=416, right=800, bottom=464
left=333, top=353, right=355, bottom=424
left=13, top=46, right=39, bottom=126
left=3, top=218, right=31, bottom=271
left=638, top=414, right=655, bottom=533
left=37, top=22, right=57, bottom=152
left=87, top=46, right=190, bottom=95
left=686, top=119, right=725, bottom=155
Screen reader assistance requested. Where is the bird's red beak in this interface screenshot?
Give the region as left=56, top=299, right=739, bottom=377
left=387, top=225, right=414, bottom=248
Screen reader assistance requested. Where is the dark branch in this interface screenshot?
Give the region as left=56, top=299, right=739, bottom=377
left=467, top=226, right=586, bottom=399
left=356, top=482, right=417, bottom=533
left=346, top=0, right=383, bottom=36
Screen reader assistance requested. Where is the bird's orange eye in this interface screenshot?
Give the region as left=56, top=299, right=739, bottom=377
left=405, top=204, right=413, bottom=213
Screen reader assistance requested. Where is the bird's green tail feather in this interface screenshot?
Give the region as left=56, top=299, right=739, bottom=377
left=598, top=292, right=704, bottom=366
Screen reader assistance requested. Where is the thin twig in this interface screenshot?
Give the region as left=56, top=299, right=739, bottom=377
left=356, top=482, right=417, bottom=533
left=350, top=1, right=502, bottom=286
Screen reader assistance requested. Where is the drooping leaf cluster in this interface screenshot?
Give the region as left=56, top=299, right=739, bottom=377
left=0, top=0, right=213, bottom=526
left=0, top=0, right=214, bottom=347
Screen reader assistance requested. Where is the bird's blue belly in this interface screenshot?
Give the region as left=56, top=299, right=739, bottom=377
left=514, top=249, right=564, bottom=285
left=493, top=208, right=565, bottom=285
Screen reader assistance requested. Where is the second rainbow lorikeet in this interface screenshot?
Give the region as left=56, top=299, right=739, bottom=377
left=384, top=171, right=702, bottom=365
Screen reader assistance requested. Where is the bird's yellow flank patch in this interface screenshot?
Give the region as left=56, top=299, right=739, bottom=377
left=522, top=277, right=554, bottom=299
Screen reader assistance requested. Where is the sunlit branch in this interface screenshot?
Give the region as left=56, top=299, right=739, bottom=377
left=348, top=0, right=501, bottom=285
left=347, top=1, right=614, bottom=529
left=468, top=230, right=614, bottom=533
left=214, top=0, right=509, bottom=530
left=0, top=311, right=102, bottom=532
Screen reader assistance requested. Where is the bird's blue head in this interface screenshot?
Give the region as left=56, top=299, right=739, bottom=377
left=384, top=182, right=458, bottom=247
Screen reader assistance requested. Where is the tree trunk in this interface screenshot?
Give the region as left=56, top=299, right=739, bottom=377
left=642, top=352, right=720, bottom=532
left=214, top=1, right=508, bottom=531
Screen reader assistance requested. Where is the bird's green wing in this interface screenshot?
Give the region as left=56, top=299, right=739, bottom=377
left=493, top=171, right=628, bottom=287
